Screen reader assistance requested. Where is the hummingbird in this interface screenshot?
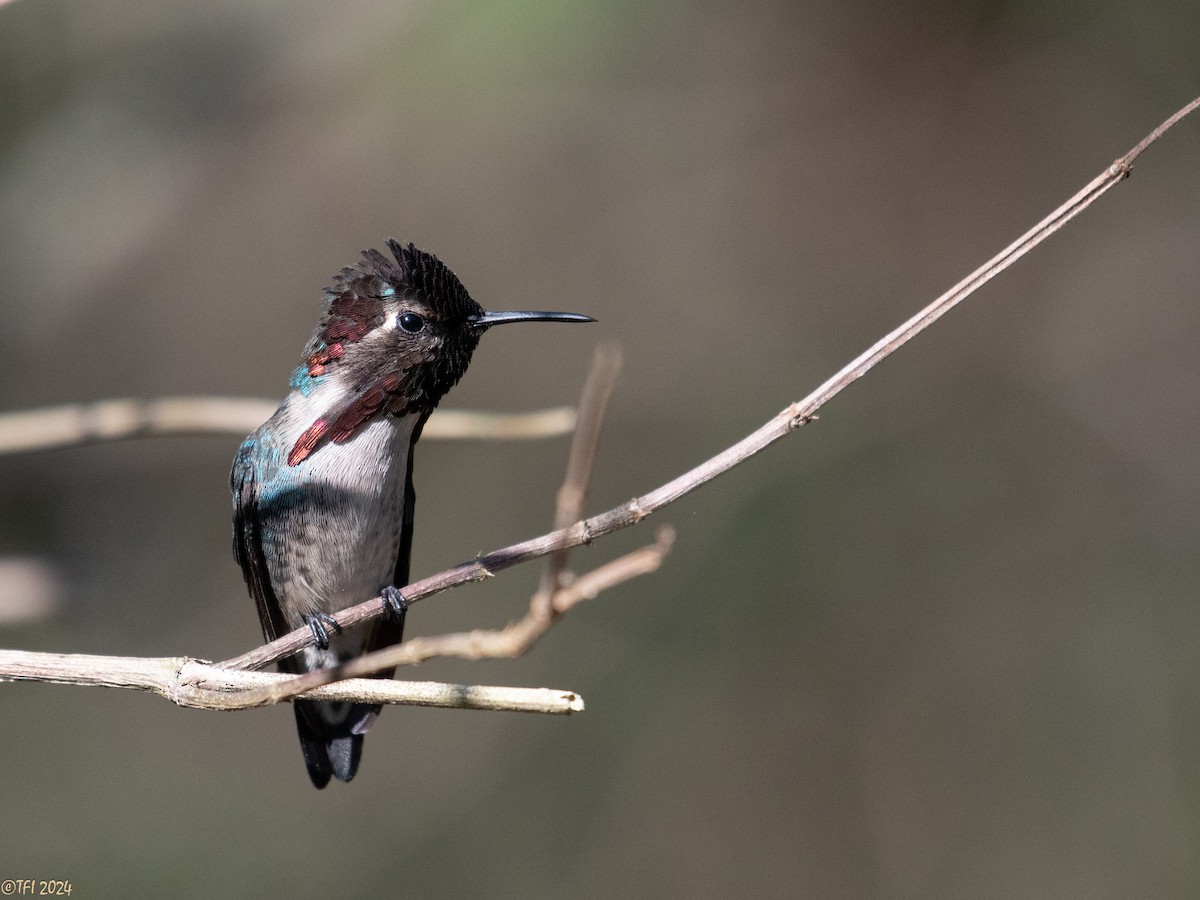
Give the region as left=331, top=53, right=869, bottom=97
left=230, top=240, right=593, bottom=788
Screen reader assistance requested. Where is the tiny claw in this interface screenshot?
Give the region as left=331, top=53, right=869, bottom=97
left=381, top=586, right=408, bottom=625
left=304, top=612, right=342, bottom=650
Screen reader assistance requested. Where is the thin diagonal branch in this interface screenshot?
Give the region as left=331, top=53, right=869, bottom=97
left=219, top=96, right=1200, bottom=678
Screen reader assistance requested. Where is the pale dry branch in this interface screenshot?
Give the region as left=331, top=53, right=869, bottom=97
left=0, top=397, right=577, bottom=455
left=0, top=650, right=582, bottom=713
left=420, top=407, right=577, bottom=441
left=2, top=96, right=1197, bottom=712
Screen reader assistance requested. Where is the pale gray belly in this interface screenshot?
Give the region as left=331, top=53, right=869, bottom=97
left=259, top=415, right=415, bottom=631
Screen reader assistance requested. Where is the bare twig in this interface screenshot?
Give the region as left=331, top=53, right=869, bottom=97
left=420, top=407, right=576, bottom=441
left=537, top=344, right=623, bottom=613
left=217, top=97, right=1200, bottom=679
left=0, top=397, right=577, bottom=454
left=1124, top=96, right=1200, bottom=162
left=0, top=650, right=582, bottom=713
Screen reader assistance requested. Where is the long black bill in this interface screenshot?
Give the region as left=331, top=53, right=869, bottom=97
left=467, top=309, right=596, bottom=329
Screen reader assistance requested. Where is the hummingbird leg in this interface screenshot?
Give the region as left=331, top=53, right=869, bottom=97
left=381, top=586, right=409, bottom=626
left=303, top=612, right=342, bottom=650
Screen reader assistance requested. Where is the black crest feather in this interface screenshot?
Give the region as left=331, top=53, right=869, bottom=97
left=328, top=240, right=479, bottom=323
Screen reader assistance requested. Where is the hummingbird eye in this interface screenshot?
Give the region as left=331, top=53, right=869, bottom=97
left=398, top=312, right=426, bottom=334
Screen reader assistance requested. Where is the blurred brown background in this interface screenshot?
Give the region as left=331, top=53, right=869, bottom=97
left=2, top=1, right=1199, bottom=897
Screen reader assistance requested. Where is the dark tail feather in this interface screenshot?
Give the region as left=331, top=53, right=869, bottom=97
left=292, top=700, right=369, bottom=788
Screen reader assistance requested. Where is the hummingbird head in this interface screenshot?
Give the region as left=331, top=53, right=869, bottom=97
left=286, top=240, right=593, bottom=465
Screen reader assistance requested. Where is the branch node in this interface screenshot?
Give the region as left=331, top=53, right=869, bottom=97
left=167, top=657, right=200, bottom=707
left=787, top=407, right=817, bottom=431
left=628, top=498, right=645, bottom=524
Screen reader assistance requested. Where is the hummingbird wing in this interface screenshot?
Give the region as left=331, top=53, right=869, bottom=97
left=230, top=443, right=292, bottom=646
left=231, top=441, right=342, bottom=788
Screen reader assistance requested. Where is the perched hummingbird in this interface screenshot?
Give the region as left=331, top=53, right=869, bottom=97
left=231, top=240, right=593, bottom=788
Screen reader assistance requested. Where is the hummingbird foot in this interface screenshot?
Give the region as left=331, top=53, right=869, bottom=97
left=381, top=586, right=409, bottom=626
left=303, top=612, right=342, bottom=650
